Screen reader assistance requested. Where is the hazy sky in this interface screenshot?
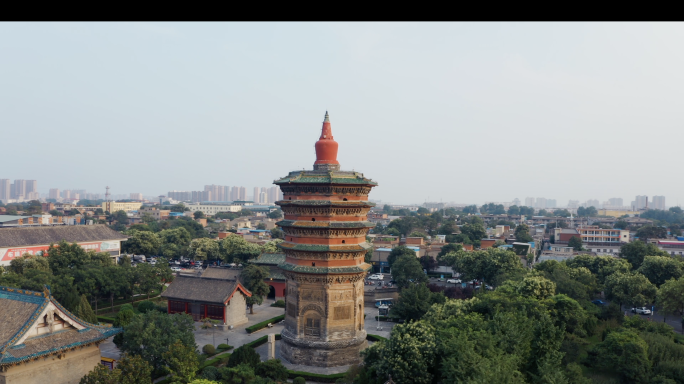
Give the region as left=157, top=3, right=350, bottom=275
left=2, top=23, right=683, bottom=206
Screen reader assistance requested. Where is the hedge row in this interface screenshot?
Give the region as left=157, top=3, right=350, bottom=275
left=244, top=334, right=282, bottom=349
left=97, top=316, right=115, bottom=324
left=287, top=370, right=346, bottom=382
left=366, top=334, right=388, bottom=342
left=245, top=315, right=285, bottom=334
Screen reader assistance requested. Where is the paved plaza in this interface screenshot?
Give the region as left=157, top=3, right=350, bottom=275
left=99, top=298, right=395, bottom=363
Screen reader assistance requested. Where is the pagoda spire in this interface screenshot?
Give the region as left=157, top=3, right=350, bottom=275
left=314, top=111, right=340, bottom=170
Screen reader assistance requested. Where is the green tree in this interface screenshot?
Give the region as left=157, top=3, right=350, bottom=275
left=369, top=321, right=437, bottom=384
left=256, top=223, right=266, bottom=230
left=508, top=205, right=521, bottom=215
left=193, top=211, right=206, bottom=219
left=159, top=227, right=192, bottom=259
left=228, top=345, right=261, bottom=369
left=221, top=235, right=261, bottom=263
left=620, top=240, right=670, bottom=269
left=517, top=275, right=556, bottom=300
left=75, top=294, right=97, bottom=323
left=514, top=224, right=533, bottom=243
left=269, top=227, right=285, bottom=239
left=589, top=328, right=651, bottom=383
left=267, top=209, right=283, bottom=219
left=437, top=243, right=462, bottom=259
left=170, top=203, right=189, bottom=213
left=568, top=236, right=583, bottom=251
left=218, top=363, right=255, bottom=384
left=605, top=272, right=657, bottom=309
left=656, top=277, right=684, bottom=323
left=637, top=256, right=684, bottom=287
left=163, top=340, right=199, bottom=383
left=117, top=354, right=153, bottom=384
left=189, top=238, right=220, bottom=262
left=241, top=265, right=270, bottom=314
left=119, top=311, right=196, bottom=373
left=442, top=248, right=523, bottom=285
left=254, top=359, right=288, bottom=381
left=79, top=364, right=121, bottom=384
left=391, top=283, right=445, bottom=321
left=636, top=225, right=668, bottom=241
left=387, top=245, right=417, bottom=269
left=262, top=239, right=283, bottom=253
left=124, top=231, right=161, bottom=256
left=391, top=254, right=428, bottom=288
left=615, top=220, right=629, bottom=229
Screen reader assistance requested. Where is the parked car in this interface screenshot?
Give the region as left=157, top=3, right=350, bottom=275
left=368, top=275, right=383, bottom=280
left=149, top=260, right=157, bottom=265
left=170, top=266, right=181, bottom=272
left=631, top=307, right=652, bottom=315
left=591, top=300, right=608, bottom=306
left=446, top=278, right=462, bottom=284
left=474, top=284, right=493, bottom=291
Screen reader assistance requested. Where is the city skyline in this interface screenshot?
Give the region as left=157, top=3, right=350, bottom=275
left=3, top=23, right=684, bottom=204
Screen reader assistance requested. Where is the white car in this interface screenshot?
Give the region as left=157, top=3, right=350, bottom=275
left=631, top=307, right=652, bottom=315
left=170, top=267, right=181, bottom=272
left=368, top=275, right=384, bottom=280
left=446, top=278, right=462, bottom=284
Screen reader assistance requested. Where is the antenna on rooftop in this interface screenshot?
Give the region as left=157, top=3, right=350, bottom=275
left=105, top=186, right=111, bottom=202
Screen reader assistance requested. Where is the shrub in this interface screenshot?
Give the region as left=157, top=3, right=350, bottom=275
left=137, top=301, right=157, bottom=313
left=366, top=334, right=388, bottom=342
left=201, top=366, right=219, bottom=380
left=227, top=345, right=261, bottom=369
left=202, top=344, right=216, bottom=355
left=255, top=359, right=288, bottom=381
left=293, top=377, right=306, bottom=384
left=119, top=303, right=135, bottom=313
left=156, top=304, right=168, bottom=313
left=271, top=300, right=286, bottom=308
left=245, top=315, right=285, bottom=333
left=217, top=343, right=233, bottom=350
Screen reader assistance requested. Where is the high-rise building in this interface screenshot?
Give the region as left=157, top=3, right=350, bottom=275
left=568, top=200, right=580, bottom=209
left=546, top=199, right=557, bottom=208
left=0, top=179, right=10, bottom=200
left=168, top=191, right=192, bottom=201
left=525, top=197, right=535, bottom=207
left=584, top=199, right=600, bottom=208
left=274, top=111, right=375, bottom=367
left=49, top=188, right=60, bottom=200
left=268, top=186, right=280, bottom=204
left=204, top=185, right=229, bottom=201
left=11, top=179, right=26, bottom=199
left=535, top=197, right=547, bottom=209
left=130, top=193, right=143, bottom=201
left=652, top=196, right=666, bottom=210
left=635, top=195, right=648, bottom=210
left=26, top=180, right=37, bottom=194
left=512, top=198, right=521, bottom=206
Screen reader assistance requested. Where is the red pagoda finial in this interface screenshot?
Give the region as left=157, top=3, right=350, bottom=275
left=314, top=111, right=340, bottom=170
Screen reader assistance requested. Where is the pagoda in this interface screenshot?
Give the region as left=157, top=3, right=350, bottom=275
left=273, top=112, right=377, bottom=367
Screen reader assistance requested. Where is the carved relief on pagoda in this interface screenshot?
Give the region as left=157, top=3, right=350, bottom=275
left=283, top=250, right=365, bottom=261
left=281, top=227, right=370, bottom=238
left=280, top=206, right=369, bottom=217
left=284, top=272, right=366, bottom=285
left=279, top=185, right=372, bottom=196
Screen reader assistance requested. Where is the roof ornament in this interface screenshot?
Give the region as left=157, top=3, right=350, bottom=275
left=314, top=111, right=340, bottom=171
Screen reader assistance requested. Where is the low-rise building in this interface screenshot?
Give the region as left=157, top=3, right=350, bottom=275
left=0, top=286, right=120, bottom=384
left=162, top=268, right=251, bottom=324
left=101, top=201, right=142, bottom=213
left=139, top=206, right=170, bottom=221
left=0, top=225, right=127, bottom=266
left=554, top=226, right=629, bottom=245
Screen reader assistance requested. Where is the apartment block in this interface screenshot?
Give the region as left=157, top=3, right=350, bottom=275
left=651, top=196, right=666, bottom=210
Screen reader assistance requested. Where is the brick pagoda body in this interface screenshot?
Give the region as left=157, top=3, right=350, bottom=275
left=274, top=112, right=377, bottom=367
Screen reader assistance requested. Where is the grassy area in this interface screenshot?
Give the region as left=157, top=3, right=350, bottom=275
left=245, top=315, right=285, bottom=334
left=367, top=334, right=388, bottom=342
left=95, top=296, right=166, bottom=316
left=94, top=287, right=165, bottom=311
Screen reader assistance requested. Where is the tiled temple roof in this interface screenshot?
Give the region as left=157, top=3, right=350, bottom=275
left=0, top=286, right=120, bottom=367
left=279, top=263, right=371, bottom=274
left=276, top=220, right=375, bottom=229
left=276, top=200, right=375, bottom=207
left=161, top=275, right=251, bottom=304
left=273, top=170, right=377, bottom=186
left=0, top=225, right=126, bottom=248
left=249, top=253, right=286, bottom=265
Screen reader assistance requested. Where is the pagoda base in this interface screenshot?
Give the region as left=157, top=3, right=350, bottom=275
left=279, top=329, right=368, bottom=367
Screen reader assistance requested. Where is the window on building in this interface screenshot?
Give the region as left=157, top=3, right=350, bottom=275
left=305, top=318, right=320, bottom=336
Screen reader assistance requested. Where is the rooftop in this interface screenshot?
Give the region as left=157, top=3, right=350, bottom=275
left=0, top=225, right=127, bottom=248
left=161, top=274, right=250, bottom=304
left=0, top=286, right=120, bottom=367
left=273, top=170, right=377, bottom=186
